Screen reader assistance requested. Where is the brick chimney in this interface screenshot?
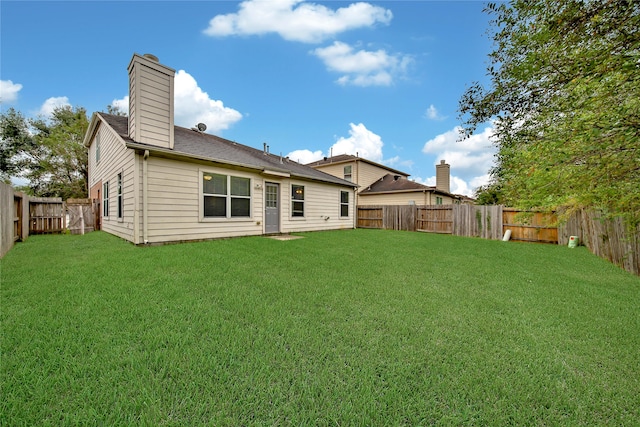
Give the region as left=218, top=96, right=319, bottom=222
left=127, top=53, right=175, bottom=149
left=435, top=160, right=450, bottom=193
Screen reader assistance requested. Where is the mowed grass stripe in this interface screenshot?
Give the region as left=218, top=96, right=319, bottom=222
left=1, top=229, right=638, bottom=425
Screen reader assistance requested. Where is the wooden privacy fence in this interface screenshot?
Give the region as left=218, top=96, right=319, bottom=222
left=29, top=197, right=65, bottom=234
left=503, top=208, right=558, bottom=244
left=358, top=205, right=504, bottom=240
left=559, top=209, right=639, bottom=276
left=66, top=198, right=96, bottom=235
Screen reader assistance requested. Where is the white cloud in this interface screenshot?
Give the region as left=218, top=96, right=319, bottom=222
left=425, top=104, right=446, bottom=121
left=0, top=80, right=22, bottom=103
left=413, top=174, right=475, bottom=197
left=331, top=122, right=384, bottom=162
left=421, top=125, right=496, bottom=196
left=287, top=149, right=324, bottom=164
left=312, top=41, right=412, bottom=87
left=173, top=70, right=242, bottom=132
left=203, top=0, right=392, bottom=43
left=111, top=70, right=242, bottom=133
left=38, top=97, right=71, bottom=117
left=286, top=123, right=385, bottom=165
left=111, top=96, right=129, bottom=113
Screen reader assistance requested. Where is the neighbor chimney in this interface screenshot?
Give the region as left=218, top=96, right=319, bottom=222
left=128, top=53, right=175, bottom=149
left=435, top=160, right=450, bottom=193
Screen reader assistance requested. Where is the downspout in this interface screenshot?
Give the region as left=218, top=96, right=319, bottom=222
left=143, top=149, right=149, bottom=244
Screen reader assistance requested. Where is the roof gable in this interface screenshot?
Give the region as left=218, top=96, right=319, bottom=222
left=307, top=154, right=409, bottom=177
left=358, top=173, right=461, bottom=197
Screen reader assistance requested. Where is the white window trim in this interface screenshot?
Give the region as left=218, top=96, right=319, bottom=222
left=117, top=172, right=123, bottom=221
left=340, top=190, right=350, bottom=218
left=103, top=181, right=109, bottom=218
left=291, top=184, right=305, bottom=219
left=199, top=169, right=254, bottom=222
left=95, top=132, right=101, bottom=164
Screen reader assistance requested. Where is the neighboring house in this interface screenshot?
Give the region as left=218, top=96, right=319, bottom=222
left=83, top=53, right=356, bottom=245
left=309, top=155, right=468, bottom=206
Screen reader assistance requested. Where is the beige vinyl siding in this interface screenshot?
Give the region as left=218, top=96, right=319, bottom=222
left=281, top=180, right=355, bottom=233
left=312, top=162, right=354, bottom=183
left=357, top=163, right=406, bottom=190
left=128, top=55, right=174, bottom=149
left=143, top=157, right=263, bottom=244
left=88, top=123, right=136, bottom=242
left=136, top=67, right=173, bottom=148
left=128, top=72, right=137, bottom=141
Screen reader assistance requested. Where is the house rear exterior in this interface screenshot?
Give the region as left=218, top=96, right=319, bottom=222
left=84, top=53, right=356, bottom=244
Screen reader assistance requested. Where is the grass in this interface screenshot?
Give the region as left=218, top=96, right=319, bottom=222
left=1, top=229, right=639, bottom=426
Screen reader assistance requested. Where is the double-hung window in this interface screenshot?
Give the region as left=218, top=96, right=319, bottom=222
left=436, top=196, right=443, bottom=205
left=291, top=185, right=304, bottom=217
left=117, top=173, right=123, bottom=218
left=203, top=172, right=251, bottom=218
left=95, top=132, right=101, bottom=163
left=340, top=191, right=349, bottom=217
left=103, top=181, right=109, bottom=217
left=343, top=165, right=352, bottom=182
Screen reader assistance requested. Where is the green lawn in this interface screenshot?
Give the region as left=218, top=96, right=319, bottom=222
left=1, top=229, right=639, bottom=426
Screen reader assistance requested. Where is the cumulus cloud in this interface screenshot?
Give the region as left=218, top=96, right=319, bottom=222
left=173, top=70, right=242, bottom=132
left=420, top=125, right=496, bottom=196
left=203, top=0, right=392, bottom=43
left=111, top=96, right=129, bottom=113
left=286, top=123, right=386, bottom=165
left=39, top=97, right=71, bottom=117
left=330, top=122, right=384, bottom=162
left=425, top=104, right=446, bottom=121
left=111, top=70, right=242, bottom=133
left=0, top=80, right=22, bottom=103
left=312, top=41, right=412, bottom=86
left=414, top=174, right=474, bottom=197
left=287, top=149, right=324, bottom=164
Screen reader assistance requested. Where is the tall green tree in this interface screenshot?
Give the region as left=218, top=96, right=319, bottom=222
left=0, top=108, right=33, bottom=183
left=459, top=0, right=640, bottom=224
left=0, top=106, right=89, bottom=199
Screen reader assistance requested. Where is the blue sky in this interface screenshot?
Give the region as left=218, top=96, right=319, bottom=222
left=1, top=0, right=496, bottom=196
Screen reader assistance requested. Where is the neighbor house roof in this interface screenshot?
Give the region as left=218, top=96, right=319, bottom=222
left=359, top=173, right=454, bottom=196
left=306, top=154, right=409, bottom=177
left=93, top=113, right=356, bottom=188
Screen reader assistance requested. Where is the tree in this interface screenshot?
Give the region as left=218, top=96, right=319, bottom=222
left=0, top=106, right=89, bottom=199
left=0, top=108, right=33, bottom=183
left=459, top=1, right=640, bottom=225
left=106, top=103, right=127, bottom=116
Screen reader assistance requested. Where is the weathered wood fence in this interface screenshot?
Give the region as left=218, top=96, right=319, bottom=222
left=559, top=209, right=639, bottom=276
left=357, top=205, right=639, bottom=275
left=358, top=205, right=505, bottom=240
left=29, top=197, right=65, bottom=234
left=66, top=198, right=96, bottom=235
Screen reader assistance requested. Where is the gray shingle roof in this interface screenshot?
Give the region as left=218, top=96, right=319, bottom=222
left=307, top=154, right=410, bottom=177
left=99, top=113, right=355, bottom=187
left=359, top=173, right=442, bottom=194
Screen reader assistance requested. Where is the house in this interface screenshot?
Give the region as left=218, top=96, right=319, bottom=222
left=308, top=155, right=466, bottom=205
left=83, top=53, right=356, bottom=245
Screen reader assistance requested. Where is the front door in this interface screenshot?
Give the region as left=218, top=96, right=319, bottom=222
left=265, top=182, right=280, bottom=234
